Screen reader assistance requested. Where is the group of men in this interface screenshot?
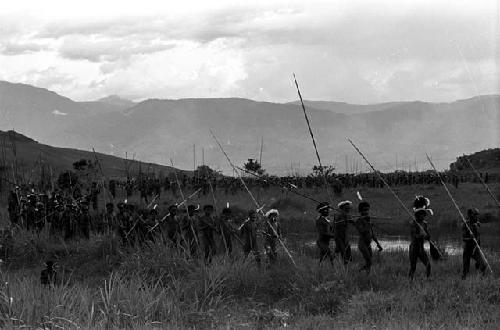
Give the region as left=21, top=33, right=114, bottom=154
left=5, top=183, right=284, bottom=266
left=315, top=199, right=383, bottom=274
left=7, top=188, right=94, bottom=240
left=314, top=194, right=488, bottom=279
left=4, top=178, right=491, bottom=279
left=148, top=204, right=282, bottom=265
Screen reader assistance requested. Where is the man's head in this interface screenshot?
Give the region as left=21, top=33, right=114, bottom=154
left=265, top=209, right=279, bottom=221
left=248, top=209, right=257, bottom=221
left=106, top=202, right=114, bottom=212
left=188, top=204, right=199, bottom=216
left=316, top=202, right=330, bottom=216
left=169, top=205, right=178, bottom=215
left=117, top=202, right=125, bottom=211
left=204, top=204, right=214, bottom=215
left=338, top=201, right=352, bottom=213
left=413, top=195, right=433, bottom=219
left=222, top=207, right=231, bottom=218
left=358, top=201, right=370, bottom=216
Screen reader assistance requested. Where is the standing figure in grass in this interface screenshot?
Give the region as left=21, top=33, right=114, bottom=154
left=78, top=199, right=91, bottom=239
left=181, top=204, right=200, bottom=257
left=315, top=202, right=335, bottom=266
left=462, top=208, right=486, bottom=279
left=263, top=209, right=281, bottom=265
left=164, top=205, right=181, bottom=246
left=240, top=210, right=261, bottom=266
left=198, top=204, right=217, bottom=263
left=101, top=202, right=116, bottom=234
left=218, top=207, right=237, bottom=256
left=334, top=201, right=353, bottom=265
left=408, top=196, right=432, bottom=280
left=116, top=202, right=132, bottom=245
left=40, top=260, right=58, bottom=286
left=7, top=189, right=20, bottom=226
left=63, top=203, right=77, bottom=241
left=353, top=201, right=382, bottom=273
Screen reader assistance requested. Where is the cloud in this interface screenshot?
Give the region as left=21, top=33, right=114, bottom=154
left=58, top=35, right=177, bottom=62
left=0, top=0, right=497, bottom=103
left=0, top=42, right=47, bottom=55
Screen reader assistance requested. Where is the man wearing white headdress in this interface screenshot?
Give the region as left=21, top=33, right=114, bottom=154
left=264, top=209, right=281, bottom=265
left=334, top=201, right=353, bottom=265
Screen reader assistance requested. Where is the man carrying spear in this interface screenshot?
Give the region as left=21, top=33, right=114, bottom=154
left=408, top=196, right=433, bottom=280
left=263, top=209, right=281, bottom=265
left=316, top=202, right=335, bottom=266
left=198, top=204, right=218, bottom=264
left=353, top=200, right=380, bottom=274
left=217, top=207, right=237, bottom=256
left=334, top=201, right=353, bottom=265
left=462, top=208, right=487, bottom=279
left=240, top=209, right=262, bottom=266
left=181, top=204, right=200, bottom=257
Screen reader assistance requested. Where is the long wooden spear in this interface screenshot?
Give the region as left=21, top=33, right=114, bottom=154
left=293, top=74, right=334, bottom=203
left=463, top=156, right=500, bottom=208
left=426, top=153, right=492, bottom=273
left=210, top=129, right=297, bottom=267
left=348, top=138, right=443, bottom=259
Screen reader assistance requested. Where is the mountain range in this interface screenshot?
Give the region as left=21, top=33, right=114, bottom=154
left=0, top=80, right=498, bottom=174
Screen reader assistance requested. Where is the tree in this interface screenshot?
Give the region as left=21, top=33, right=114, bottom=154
left=244, top=158, right=265, bottom=175
left=194, top=165, right=215, bottom=178
left=312, top=165, right=336, bottom=177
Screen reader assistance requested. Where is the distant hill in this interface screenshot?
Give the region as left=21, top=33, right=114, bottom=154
left=287, top=100, right=408, bottom=114
left=450, top=148, right=500, bottom=174
left=0, top=80, right=498, bottom=174
left=0, top=130, right=176, bottom=180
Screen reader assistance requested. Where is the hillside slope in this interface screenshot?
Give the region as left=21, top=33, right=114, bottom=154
left=0, top=130, right=175, bottom=179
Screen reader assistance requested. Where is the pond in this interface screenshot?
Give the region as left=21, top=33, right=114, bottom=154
left=297, top=222, right=500, bottom=257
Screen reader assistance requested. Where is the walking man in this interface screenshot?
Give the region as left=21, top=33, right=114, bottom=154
left=462, top=208, right=486, bottom=279
left=264, top=209, right=281, bottom=265
left=316, top=202, right=335, bottom=265
left=409, top=196, right=432, bottom=280
left=334, top=201, right=352, bottom=265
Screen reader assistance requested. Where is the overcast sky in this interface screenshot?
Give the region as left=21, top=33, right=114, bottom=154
left=0, top=0, right=498, bottom=103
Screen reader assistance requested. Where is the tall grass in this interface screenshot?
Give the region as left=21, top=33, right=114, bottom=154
left=0, top=228, right=499, bottom=328
left=0, top=183, right=499, bottom=328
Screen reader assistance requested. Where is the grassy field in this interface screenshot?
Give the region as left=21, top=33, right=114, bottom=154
left=0, top=182, right=499, bottom=328
left=1, top=230, right=500, bottom=329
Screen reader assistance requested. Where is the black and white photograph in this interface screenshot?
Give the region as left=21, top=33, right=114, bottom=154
left=0, top=0, right=499, bottom=328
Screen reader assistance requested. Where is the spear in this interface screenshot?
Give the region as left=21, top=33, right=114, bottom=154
left=293, top=74, right=334, bottom=203
left=463, top=156, right=500, bottom=208
left=210, top=129, right=297, bottom=267
left=348, top=138, right=443, bottom=259
left=426, top=153, right=492, bottom=273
